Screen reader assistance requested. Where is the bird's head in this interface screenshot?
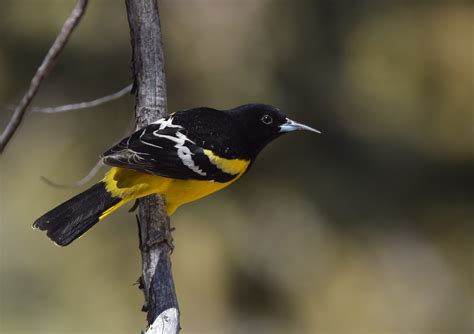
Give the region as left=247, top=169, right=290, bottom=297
left=228, top=104, right=320, bottom=158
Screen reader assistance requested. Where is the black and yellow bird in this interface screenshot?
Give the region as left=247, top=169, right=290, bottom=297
left=33, top=104, right=319, bottom=246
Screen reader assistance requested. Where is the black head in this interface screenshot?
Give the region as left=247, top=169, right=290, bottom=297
left=226, top=104, right=320, bottom=158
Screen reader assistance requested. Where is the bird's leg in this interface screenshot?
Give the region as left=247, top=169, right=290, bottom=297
left=128, top=199, right=140, bottom=212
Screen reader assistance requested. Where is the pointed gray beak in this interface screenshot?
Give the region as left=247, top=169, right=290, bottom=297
left=279, top=118, right=321, bottom=134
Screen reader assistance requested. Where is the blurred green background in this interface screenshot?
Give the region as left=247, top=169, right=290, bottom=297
left=1, top=0, right=473, bottom=333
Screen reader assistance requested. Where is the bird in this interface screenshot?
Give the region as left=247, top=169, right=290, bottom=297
left=33, top=104, right=320, bottom=246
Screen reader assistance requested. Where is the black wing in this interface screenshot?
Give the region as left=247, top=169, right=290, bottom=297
left=101, top=119, right=236, bottom=182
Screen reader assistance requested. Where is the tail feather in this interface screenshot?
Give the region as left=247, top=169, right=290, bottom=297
left=33, top=182, right=121, bottom=246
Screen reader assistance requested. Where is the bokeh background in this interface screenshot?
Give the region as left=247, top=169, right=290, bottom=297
left=1, top=0, right=473, bottom=333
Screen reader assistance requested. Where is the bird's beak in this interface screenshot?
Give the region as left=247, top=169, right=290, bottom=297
left=279, top=118, right=321, bottom=134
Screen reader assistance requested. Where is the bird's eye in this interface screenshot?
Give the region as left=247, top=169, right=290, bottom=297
left=261, top=114, right=273, bottom=125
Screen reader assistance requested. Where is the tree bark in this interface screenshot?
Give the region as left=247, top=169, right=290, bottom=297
left=125, top=1, right=179, bottom=333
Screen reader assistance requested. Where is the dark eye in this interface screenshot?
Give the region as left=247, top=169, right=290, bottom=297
left=261, top=114, right=273, bottom=125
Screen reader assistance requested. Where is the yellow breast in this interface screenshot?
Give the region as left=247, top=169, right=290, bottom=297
left=102, top=155, right=250, bottom=216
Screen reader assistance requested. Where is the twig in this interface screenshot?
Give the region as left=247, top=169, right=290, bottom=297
left=125, top=0, right=179, bottom=333
left=39, top=118, right=135, bottom=189
left=40, top=159, right=104, bottom=189
left=31, top=84, right=132, bottom=113
left=0, top=0, right=89, bottom=154
left=6, top=84, right=131, bottom=113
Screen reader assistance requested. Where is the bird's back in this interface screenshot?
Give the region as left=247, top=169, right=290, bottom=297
left=172, top=108, right=250, bottom=160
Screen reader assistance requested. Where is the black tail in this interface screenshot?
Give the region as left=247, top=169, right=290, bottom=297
left=33, top=182, right=121, bottom=246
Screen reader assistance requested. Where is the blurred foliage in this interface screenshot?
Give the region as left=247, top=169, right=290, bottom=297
left=0, top=0, right=473, bottom=333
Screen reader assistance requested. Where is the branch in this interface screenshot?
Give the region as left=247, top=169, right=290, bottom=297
left=125, top=0, right=179, bottom=333
left=145, top=309, right=179, bottom=334
left=6, top=83, right=131, bottom=113
left=31, top=84, right=132, bottom=113
left=0, top=0, right=89, bottom=154
left=39, top=117, right=136, bottom=189
left=40, top=159, right=104, bottom=188
left=39, top=119, right=136, bottom=189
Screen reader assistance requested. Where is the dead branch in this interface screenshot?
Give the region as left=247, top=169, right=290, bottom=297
left=0, top=0, right=89, bottom=154
left=31, top=84, right=132, bottom=113
left=125, top=0, right=180, bottom=333
left=39, top=117, right=135, bottom=189
left=40, top=159, right=104, bottom=189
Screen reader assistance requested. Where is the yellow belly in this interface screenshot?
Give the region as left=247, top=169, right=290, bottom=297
left=101, top=165, right=247, bottom=217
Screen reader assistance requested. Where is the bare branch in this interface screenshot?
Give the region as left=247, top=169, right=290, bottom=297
left=0, top=0, right=89, bottom=154
left=39, top=118, right=135, bottom=189
left=125, top=0, right=179, bottom=332
left=31, top=84, right=132, bottom=113
left=145, top=308, right=179, bottom=334
left=40, top=159, right=104, bottom=189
